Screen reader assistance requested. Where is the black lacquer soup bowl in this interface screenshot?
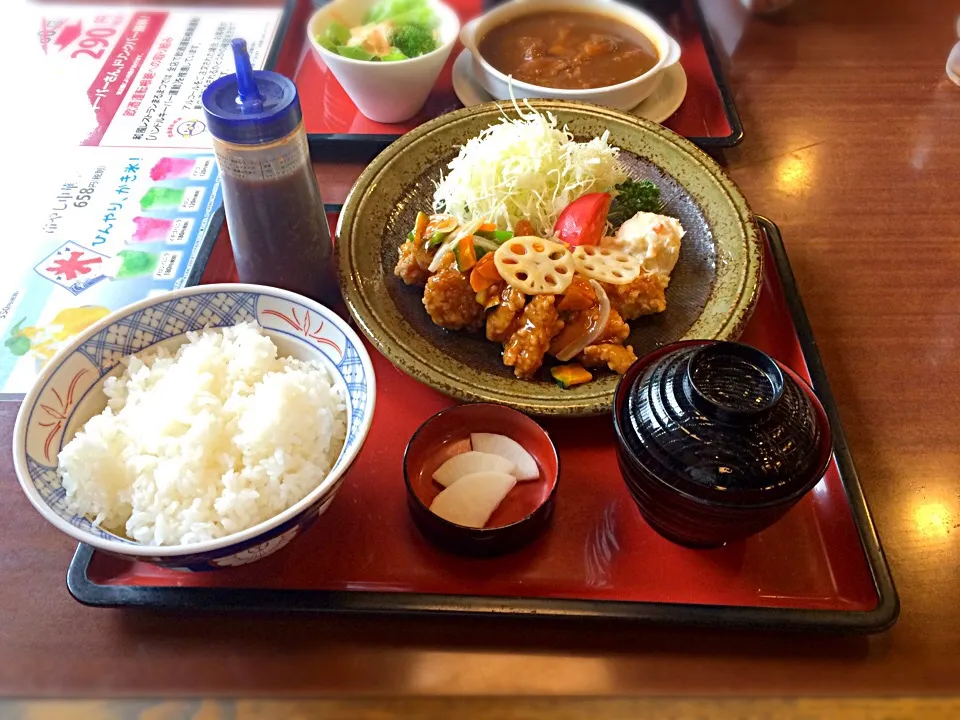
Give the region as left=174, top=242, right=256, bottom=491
left=613, top=341, right=833, bottom=547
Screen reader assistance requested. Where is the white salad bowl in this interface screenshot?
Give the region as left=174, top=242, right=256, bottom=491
left=307, top=0, right=461, bottom=123
left=12, top=284, right=376, bottom=572
left=460, top=0, right=682, bottom=111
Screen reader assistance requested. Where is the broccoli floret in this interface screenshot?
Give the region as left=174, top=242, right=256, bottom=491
left=607, top=179, right=662, bottom=227
left=388, top=24, right=438, bottom=58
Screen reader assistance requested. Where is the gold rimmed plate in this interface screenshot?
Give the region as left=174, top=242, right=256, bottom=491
left=337, top=100, right=762, bottom=416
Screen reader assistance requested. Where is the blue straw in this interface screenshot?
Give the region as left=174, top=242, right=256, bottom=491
left=231, top=38, right=264, bottom=113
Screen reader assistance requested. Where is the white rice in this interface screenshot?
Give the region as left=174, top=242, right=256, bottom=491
left=57, top=322, right=347, bottom=546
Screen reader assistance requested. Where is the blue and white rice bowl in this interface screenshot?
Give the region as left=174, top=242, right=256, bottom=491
left=12, top=284, right=376, bottom=571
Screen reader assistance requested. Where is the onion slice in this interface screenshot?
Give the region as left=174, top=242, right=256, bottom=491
left=428, top=218, right=485, bottom=273
left=473, top=237, right=501, bottom=256
left=554, top=280, right=610, bottom=362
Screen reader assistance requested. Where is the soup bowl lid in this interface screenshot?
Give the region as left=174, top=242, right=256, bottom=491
left=614, top=341, right=832, bottom=507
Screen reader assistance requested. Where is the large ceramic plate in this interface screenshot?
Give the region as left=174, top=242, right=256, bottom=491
left=337, top=100, right=761, bottom=416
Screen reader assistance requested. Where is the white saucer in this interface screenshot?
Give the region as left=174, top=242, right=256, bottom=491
left=451, top=50, right=688, bottom=124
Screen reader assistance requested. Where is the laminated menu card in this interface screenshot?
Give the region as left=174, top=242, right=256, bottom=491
left=0, top=2, right=289, bottom=396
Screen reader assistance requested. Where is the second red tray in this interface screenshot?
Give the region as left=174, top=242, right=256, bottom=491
left=284, top=0, right=743, bottom=151
left=67, top=217, right=897, bottom=632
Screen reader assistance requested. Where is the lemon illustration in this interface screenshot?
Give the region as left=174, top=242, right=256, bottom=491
left=6, top=306, right=112, bottom=362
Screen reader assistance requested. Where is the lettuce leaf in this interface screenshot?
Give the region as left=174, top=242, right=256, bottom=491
left=365, top=0, right=438, bottom=27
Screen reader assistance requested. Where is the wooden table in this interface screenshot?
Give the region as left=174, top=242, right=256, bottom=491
left=3, top=0, right=959, bottom=714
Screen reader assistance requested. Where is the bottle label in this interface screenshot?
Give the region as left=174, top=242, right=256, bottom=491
left=214, top=131, right=310, bottom=181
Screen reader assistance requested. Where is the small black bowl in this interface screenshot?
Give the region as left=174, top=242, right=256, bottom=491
left=613, top=341, right=833, bottom=547
left=403, top=403, right=560, bottom=557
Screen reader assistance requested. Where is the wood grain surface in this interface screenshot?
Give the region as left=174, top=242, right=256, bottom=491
left=3, top=698, right=960, bottom=720
left=2, top=0, right=959, bottom=709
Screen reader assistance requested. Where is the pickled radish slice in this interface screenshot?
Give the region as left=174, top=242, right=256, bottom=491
left=470, top=433, right=540, bottom=481
left=429, top=472, right=517, bottom=528
left=433, top=451, right=517, bottom=487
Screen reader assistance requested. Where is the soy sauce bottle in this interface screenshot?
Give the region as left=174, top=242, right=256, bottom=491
left=202, top=39, right=338, bottom=306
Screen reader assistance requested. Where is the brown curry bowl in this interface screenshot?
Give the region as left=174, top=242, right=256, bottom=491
left=460, top=0, right=683, bottom=111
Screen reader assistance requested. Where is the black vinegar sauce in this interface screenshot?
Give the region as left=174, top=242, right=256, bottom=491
left=218, top=125, right=338, bottom=307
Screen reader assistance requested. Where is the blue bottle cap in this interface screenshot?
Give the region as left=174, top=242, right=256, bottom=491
left=202, top=38, right=302, bottom=145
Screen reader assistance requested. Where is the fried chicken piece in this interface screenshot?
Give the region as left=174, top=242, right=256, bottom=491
left=486, top=285, right=527, bottom=343
left=580, top=344, right=639, bottom=375
left=603, top=274, right=666, bottom=320
left=594, top=308, right=630, bottom=345
left=422, top=264, right=484, bottom=331
left=395, top=240, right=429, bottom=286
left=503, top=295, right=564, bottom=379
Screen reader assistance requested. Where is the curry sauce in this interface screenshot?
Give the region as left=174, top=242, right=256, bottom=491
left=478, top=11, right=659, bottom=90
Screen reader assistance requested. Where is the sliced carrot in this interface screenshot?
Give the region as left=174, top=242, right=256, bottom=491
left=454, top=235, right=478, bottom=272
left=413, top=211, right=429, bottom=244
left=477, top=222, right=497, bottom=233
left=470, top=253, right=500, bottom=292
left=514, top=219, right=536, bottom=237
left=557, top=275, right=598, bottom=312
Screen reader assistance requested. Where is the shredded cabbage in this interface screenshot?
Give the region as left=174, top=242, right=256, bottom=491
left=432, top=105, right=628, bottom=236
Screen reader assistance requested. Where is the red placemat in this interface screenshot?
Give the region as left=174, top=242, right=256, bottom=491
left=289, top=0, right=741, bottom=148
left=83, top=217, right=879, bottom=615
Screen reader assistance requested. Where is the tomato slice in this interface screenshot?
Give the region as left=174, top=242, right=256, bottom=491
left=553, top=193, right=612, bottom=247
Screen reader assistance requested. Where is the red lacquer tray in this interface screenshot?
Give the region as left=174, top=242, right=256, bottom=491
left=285, top=0, right=743, bottom=153
left=67, top=217, right=898, bottom=632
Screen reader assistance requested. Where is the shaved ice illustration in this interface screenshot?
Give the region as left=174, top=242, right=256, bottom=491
left=150, top=157, right=195, bottom=181
left=5, top=306, right=112, bottom=362
left=130, top=216, right=173, bottom=244
left=140, top=187, right=184, bottom=211
left=102, top=250, right=160, bottom=280
left=34, top=241, right=109, bottom=295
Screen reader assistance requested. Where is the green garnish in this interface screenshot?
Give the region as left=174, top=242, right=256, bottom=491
left=607, top=179, right=662, bottom=228
left=475, top=229, right=513, bottom=243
